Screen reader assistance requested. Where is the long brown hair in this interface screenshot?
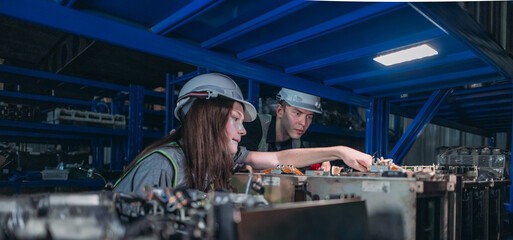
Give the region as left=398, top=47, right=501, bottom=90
left=124, top=98, right=235, bottom=190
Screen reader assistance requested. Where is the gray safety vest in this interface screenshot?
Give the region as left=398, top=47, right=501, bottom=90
left=257, top=114, right=301, bottom=152
left=113, top=142, right=187, bottom=190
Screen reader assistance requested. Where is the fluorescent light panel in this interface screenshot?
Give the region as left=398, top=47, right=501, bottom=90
left=374, top=44, right=438, bottom=66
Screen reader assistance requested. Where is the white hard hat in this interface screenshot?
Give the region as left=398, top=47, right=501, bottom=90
left=174, top=73, right=257, bottom=122
left=277, top=88, right=322, bottom=114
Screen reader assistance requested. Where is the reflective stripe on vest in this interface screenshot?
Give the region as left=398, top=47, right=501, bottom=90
left=257, top=113, right=301, bottom=152
left=113, top=142, right=180, bottom=189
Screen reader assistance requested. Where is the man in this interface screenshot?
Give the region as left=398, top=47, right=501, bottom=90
left=240, top=88, right=331, bottom=172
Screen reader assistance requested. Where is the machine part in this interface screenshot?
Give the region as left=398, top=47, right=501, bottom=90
left=236, top=198, right=368, bottom=240
left=1, top=192, right=124, bottom=240
left=231, top=173, right=307, bottom=203
left=47, top=108, right=126, bottom=129
left=437, top=146, right=508, bottom=178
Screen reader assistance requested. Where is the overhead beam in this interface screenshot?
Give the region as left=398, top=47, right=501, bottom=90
left=410, top=2, right=513, bottom=79
left=286, top=28, right=443, bottom=74
left=437, top=105, right=512, bottom=117
left=400, top=89, right=511, bottom=107
left=202, top=0, right=311, bottom=49
left=151, top=0, right=218, bottom=35
left=324, top=50, right=475, bottom=86
left=389, top=83, right=513, bottom=104
left=0, top=0, right=370, bottom=108
left=0, top=64, right=128, bottom=92
left=355, top=67, right=499, bottom=96
left=237, top=2, right=405, bottom=61
left=390, top=104, right=491, bottom=136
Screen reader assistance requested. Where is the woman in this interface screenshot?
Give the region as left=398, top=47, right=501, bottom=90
left=114, top=73, right=372, bottom=196
left=113, top=73, right=256, bottom=195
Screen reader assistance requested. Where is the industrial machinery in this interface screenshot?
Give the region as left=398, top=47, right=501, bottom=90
left=0, top=188, right=368, bottom=239
left=231, top=157, right=511, bottom=240
left=47, top=108, right=126, bottom=129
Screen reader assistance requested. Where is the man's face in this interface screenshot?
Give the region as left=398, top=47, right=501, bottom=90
left=277, top=103, right=314, bottom=139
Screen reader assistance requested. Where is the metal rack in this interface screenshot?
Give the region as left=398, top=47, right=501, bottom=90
left=0, top=64, right=167, bottom=189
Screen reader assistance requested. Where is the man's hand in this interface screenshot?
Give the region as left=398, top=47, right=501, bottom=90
left=338, top=147, right=372, bottom=172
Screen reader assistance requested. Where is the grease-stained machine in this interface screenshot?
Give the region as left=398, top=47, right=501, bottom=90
left=231, top=147, right=511, bottom=240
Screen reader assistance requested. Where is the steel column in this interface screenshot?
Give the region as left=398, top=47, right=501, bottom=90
left=510, top=90, right=513, bottom=214
left=365, top=98, right=389, bottom=157
left=128, top=84, right=144, bottom=164
left=248, top=80, right=260, bottom=113
left=165, top=73, right=174, bottom=133
left=389, top=89, right=453, bottom=164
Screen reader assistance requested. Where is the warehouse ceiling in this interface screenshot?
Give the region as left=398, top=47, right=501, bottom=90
left=0, top=0, right=512, bottom=135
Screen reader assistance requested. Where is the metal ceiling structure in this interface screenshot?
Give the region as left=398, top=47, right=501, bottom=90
left=0, top=1, right=512, bottom=155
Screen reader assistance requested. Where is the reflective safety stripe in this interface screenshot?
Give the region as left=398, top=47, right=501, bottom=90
left=113, top=142, right=180, bottom=189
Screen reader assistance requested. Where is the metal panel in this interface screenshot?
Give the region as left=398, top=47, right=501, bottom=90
left=238, top=198, right=369, bottom=240
left=389, top=89, right=453, bottom=164
left=307, top=176, right=417, bottom=240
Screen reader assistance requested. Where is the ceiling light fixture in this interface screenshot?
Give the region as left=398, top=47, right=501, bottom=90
left=373, top=44, right=438, bottom=66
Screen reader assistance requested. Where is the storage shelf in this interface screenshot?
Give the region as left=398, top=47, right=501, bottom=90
left=0, top=120, right=128, bottom=136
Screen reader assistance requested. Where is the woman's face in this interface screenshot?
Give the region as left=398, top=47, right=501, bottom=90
left=225, top=102, right=247, bottom=155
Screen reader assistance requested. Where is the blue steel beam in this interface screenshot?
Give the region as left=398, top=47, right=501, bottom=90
left=399, top=89, right=511, bottom=107
left=202, top=0, right=310, bottom=49
left=151, top=0, right=217, bottom=35
left=248, top=80, right=260, bottom=113
left=445, top=112, right=513, bottom=120
left=324, top=50, right=475, bottom=86
left=389, top=83, right=513, bottom=104
left=375, top=75, right=504, bottom=99
left=365, top=98, right=389, bottom=157
left=389, top=89, right=453, bottom=164
left=0, top=130, right=93, bottom=140
left=286, top=28, right=443, bottom=74
left=0, top=90, right=90, bottom=106
left=437, top=106, right=512, bottom=117
left=0, top=0, right=370, bottom=108
left=165, top=73, right=173, bottom=134
left=0, top=120, right=129, bottom=136
left=0, top=64, right=128, bottom=92
left=168, top=67, right=208, bottom=85
left=238, top=2, right=404, bottom=61
left=510, top=91, right=513, bottom=213
left=144, top=89, right=165, bottom=99
left=410, top=3, right=513, bottom=80
left=128, top=85, right=145, bottom=164
left=354, top=67, right=496, bottom=95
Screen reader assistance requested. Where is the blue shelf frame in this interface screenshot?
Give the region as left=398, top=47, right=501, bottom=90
left=0, top=65, right=166, bottom=173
